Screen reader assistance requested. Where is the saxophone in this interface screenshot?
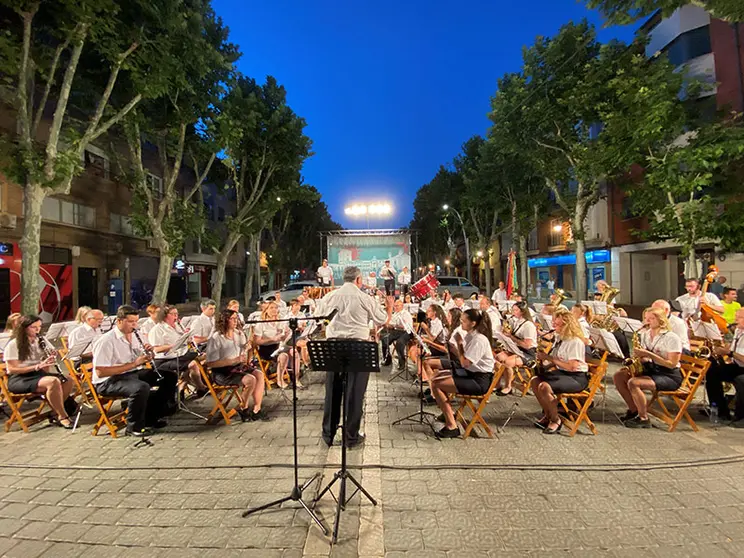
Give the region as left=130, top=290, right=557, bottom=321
left=591, top=284, right=621, bottom=332
left=622, top=325, right=648, bottom=376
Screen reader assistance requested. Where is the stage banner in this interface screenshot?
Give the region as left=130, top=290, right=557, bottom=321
left=326, top=232, right=411, bottom=285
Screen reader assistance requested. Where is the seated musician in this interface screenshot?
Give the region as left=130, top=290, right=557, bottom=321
left=441, top=290, right=454, bottom=311
left=706, top=308, right=744, bottom=427
left=420, top=307, right=464, bottom=401
left=531, top=308, right=589, bottom=434
left=409, top=304, right=449, bottom=367
left=67, top=308, right=104, bottom=363
left=571, top=303, right=593, bottom=347
left=495, top=301, right=537, bottom=396
left=141, top=304, right=161, bottom=335
left=226, top=299, right=246, bottom=326
left=4, top=313, right=21, bottom=333
left=287, top=298, right=312, bottom=368
left=206, top=309, right=269, bottom=422
left=3, top=314, right=76, bottom=429
left=429, top=309, right=495, bottom=439
left=191, top=299, right=217, bottom=346
left=74, top=306, right=92, bottom=325
left=364, top=271, right=378, bottom=292
left=93, top=305, right=178, bottom=436
left=253, top=301, right=299, bottom=389
left=613, top=307, right=683, bottom=429
left=479, top=296, right=502, bottom=335
left=381, top=299, right=413, bottom=371
left=676, top=277, right=724, bottom=321
left=452, top=293, right=466, bottom=311
left=651, top=299, right=690, bottom=355
left=148, top=305, right=207, bottom=399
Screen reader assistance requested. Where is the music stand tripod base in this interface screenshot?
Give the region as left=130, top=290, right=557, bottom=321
left=392, top=348, right=436, bottom=429
left=308, top=339, right=379, bottom=543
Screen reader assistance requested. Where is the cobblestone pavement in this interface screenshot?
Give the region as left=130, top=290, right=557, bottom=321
left=1, top=363, right=744, bottom=557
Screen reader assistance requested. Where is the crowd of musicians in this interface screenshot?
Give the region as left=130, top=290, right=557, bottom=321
left=2, top=261, right=744, bottom=440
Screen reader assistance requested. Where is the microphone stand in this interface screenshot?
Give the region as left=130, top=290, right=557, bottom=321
left=240, top=311, right=332, bottom=536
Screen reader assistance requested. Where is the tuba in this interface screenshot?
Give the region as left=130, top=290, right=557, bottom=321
left=591, top=284, right=621, bottom=332
left=550, top=289, right=567, bottom=307
left=622, top=325, right=648, bottom=377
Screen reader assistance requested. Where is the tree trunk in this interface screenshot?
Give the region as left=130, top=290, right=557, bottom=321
left=511, top=201, right=518, bottom=252
left=684, top=250, right=698, bottom=279
left=19, top=183, right=45, bottom=315
left=152, top=243, right=172, bottom=305
left=244, top=236, right=257, bottom=307
left=518, top=234, right=528, bottom=301
left=484, top=252, right=492, bottom=296
left=212, top=252, right=228, bottom=308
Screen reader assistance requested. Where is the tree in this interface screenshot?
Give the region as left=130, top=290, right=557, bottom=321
left=122, top=6, right=238, bottom=304
left=210, top=75, right=311, bottom=307
left=586, top=0, right=744, bottom=24
left=490, top=22, right=664, bottom=301
left=0, top=0, right=201, bottom=314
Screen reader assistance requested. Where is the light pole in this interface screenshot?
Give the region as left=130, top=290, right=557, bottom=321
left=443, top=204, right=471, bottom=283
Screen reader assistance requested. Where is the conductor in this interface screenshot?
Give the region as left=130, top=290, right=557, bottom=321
left=316, top=265, right=392, bottom=448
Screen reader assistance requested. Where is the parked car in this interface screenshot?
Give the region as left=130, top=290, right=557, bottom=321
left=259, top=281, right=319, bottom=303
left=433, top=276, right=478, bottom=298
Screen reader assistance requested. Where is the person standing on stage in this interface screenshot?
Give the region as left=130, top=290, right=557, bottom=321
left=398, top=266, right=411, bottom=297
left=317, top=259, right=334, bottom=287
left=316, top=266, right=392, bottom=448
left=380, top=259, right=397, bottom=296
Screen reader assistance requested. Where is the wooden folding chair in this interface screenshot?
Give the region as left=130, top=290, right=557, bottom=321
left=79, top=363, right=128, bottom=437
left=196, top=360, right=240, bottom=425
left=59, top=351, right=92, bottom=407
left=648, top=354, right=710, bottom=432
left=514, top=339, right=552, bottom=397
left=453, top=365, right=506, bottom=439
left=0, top=364, right=53, bottom=432
left=555, top=352, right=608, bottom=437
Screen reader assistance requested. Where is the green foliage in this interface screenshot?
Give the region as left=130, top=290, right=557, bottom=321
left=586, top=0, right=744, bottom=24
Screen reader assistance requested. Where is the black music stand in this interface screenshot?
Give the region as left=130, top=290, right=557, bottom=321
left=309, top=338, right=379, bottom=544
left=241, top=315, right=328, bottom=536
left=392, top=330, right=436, bottom=429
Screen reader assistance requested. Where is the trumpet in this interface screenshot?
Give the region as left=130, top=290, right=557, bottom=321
left=37, top=335, right=68, bottom=383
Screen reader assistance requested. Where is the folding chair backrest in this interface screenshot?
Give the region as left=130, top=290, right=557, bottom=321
left=679, top=354, right=710, bottom=392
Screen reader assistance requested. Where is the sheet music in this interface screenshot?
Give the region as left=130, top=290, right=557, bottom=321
left=583, top=300, right=607, bottom=315
left=691, top=320, right=723, bottom=341
left=532, top=302, right=545, bottom=313
left=497, top=300, right=516, bottom=313
left=588, top=326, right=623, bottom=358
left=535, top=313, right=552, bottom=332
left=404, top=303, right=420, bottom=315
left=614, top=317, right=643, bottom=334
left=163, top=330, right=193, bottom=357
left=492, top=331, right=526, bottom=359
left=404, top=320, right=430, bottom=356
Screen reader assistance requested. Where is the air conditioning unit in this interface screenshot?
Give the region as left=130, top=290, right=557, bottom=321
left=0, top=213, right=17, bottom=229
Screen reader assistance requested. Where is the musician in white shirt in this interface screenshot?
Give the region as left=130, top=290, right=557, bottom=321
left=148, top=305, right=206, bottom=397
left=676, top=277, right=724, bottom=320
left=491, top=281, right=508, bottom=303
left=252, top=301, right=298, bottom=389
left=140, top=304, right=161, bottom=335
left=315, top=266, right=392, bottom=447
left=430, top=309, right=496, bottom=439
left=364, top=271, right=378, bottom=291
left=93, top=305, right=178, bottom=436
left=651, top=299, right=690, bottom=354
left=495, top=301, right=538, bottom=396
left=707, top=308, right=744, bottom=426
left=67, top=309, right=104, bottom=361
left=398, top=266, right=412, bottom=296
left=381, top=299, right=413, bottom=370
left=191, top=299, right=217, bottom=345
left=380, top=260, right=397, bottom=296
left=411, top=304, right=449, bottom=365
left=317, top=259, right=334, bottom=287
left=479, top=296, right=502, bottom=336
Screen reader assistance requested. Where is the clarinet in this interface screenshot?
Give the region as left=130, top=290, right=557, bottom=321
left=133, top=329, right=162, bottom=380
left=37, top=335, right=68, bottom=383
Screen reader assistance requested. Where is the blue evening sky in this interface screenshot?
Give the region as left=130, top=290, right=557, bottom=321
left=212, top=0, right=639, bottom=229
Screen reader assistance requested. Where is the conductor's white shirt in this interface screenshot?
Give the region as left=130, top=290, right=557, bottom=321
left=317, top=282, right=388, bottom=340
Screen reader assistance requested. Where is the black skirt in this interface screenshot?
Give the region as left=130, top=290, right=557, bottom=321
left=453, top=369, right=493, bottom=396
left=641, top=362, right=683, bottom=391
left=258, top=344, right=280, bottom=361
left=537, top=370, right=589, bottom=394
left=211, top=364, right=252, bottom=386
left=7, top=371, right=56, bottom=394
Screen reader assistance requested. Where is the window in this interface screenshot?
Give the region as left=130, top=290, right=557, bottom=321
left=217, top=207, right=226, bottom=222
left=548, top=219, right=564, bottom=247
left=664, top=26, right=712, bottom=66
left=40, top=246, right=71, bottom=265
left=83, top=147, right=109, bottom=179
left=110, top=213, right=134, bottom=236
left=459, top=280, right=473, bottom=287
left=528, top=228, right=538, bottom=251
left=42, top=198, right=96, bottom=228
left=438, top=278, right=459, bottom=286
left=146, top=173, right=163, bottom=198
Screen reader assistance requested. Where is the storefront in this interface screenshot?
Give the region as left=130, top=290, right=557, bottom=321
left=528, top=249, right=612, bottom=298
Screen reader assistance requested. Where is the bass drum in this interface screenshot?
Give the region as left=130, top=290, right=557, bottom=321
left=410, top=272, right=440, bottom=300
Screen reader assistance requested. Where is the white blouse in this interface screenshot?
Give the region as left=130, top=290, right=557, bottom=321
left=486, top=308, right=502, bottom=335
left=428, top=318, right=445, bottom=343
left=731, top=329, right=744, bottom=367
left=3, top=338, right=44, bottom=368
left=640, top=329, right=682, bottom=368
left=463, top=331, right=495, bottom=373
left=148, top=322, right=189, bottom=358
left=206, top=330, right=247, bottom=364
left=552, top=336, right=588, bottom=372
left=509, top=318, right=537, bottom=348
left=253, top=321, right=287, bottom=342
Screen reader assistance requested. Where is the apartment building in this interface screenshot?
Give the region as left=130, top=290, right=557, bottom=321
left=507, top=4, right=744, bottom=306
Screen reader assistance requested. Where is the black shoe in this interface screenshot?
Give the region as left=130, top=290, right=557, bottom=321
left=238, top=408, right=254, bottom=422
left=435, top=413, right=445, bottom=422
left=347, top=433, right=366, bottom=449
left=194, top=388, right=209, bottom=399
left=250, top=409, right=271, bottom=422
left=496, top=388, right=512, bottom=397
left=383, top=359, right=392, bottom=367
left=542, top=420, right=562, bottom=435
left=620, top=410, right=639, bottom=422
left=63, top=397, right=79, bottom=418
left=625, top=416, right=651, bottom=429
left=321, top=437, right=333, bottom=447
left=434, top=426, right=460, bottom=439
left=423, top=394, right=436, bottom=405
left=419, top=388, right=432, bottom=399
left=125, top=427, right=151, bottom=437
left=146, top=419, right=168, bottom=429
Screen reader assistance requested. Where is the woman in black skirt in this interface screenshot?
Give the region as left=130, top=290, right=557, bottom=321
left=531, top=308, right=589, bottom=435
left=3, top=315, right=75, bottom=428
left=613, top=307, right=683, bottom=429
left=205, top=309, right=269, bottom=422
left=430, top=309, right=496, bottom=439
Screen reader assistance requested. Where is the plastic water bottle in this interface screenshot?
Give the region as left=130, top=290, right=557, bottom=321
left=710, top=402, right=719, bottom=425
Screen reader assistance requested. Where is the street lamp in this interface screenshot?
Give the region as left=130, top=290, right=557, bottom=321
left=476, top=250, right=484, bottom=258
left=553, top=224, right=562, bottom=232
left=442, top=204, right=471, bottom=283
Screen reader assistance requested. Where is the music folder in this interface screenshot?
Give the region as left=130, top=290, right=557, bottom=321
left=588, top=326, right=623, bottom=359
left=163, top=331, right=192, bottom=357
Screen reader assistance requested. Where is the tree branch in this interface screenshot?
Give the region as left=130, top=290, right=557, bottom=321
left=86, top=94, right=142, bottom=144
left=16, top=5, right=39, bottom=153
left=185, top=152, right=216, bottom=201
left=32, top=38, right=68, bottom=137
